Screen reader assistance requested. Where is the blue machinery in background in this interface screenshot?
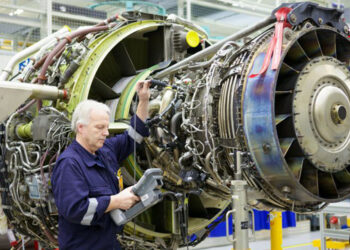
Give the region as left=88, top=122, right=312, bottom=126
left=209, top=210, right=296, bottom=237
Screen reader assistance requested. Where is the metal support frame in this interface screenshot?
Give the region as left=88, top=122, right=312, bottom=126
left=178, top=0, right=184, bottom=18
left=319, top=203, right=350, bottom=250
left=47, top=0, right=52, bottom=36
left=40, top=0, right=48, bottom=39
left=225, top=150, right=284, bottom=250
left=186, top=0, right=191, bottom=21
left=226, top=151, right=250, bottom=250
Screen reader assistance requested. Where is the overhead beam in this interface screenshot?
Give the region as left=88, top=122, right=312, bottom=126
left=0, top=14, right=41, bottom=28
left=52, top=11, right=103, bottom=24
left=193, top=17, right=241, bottom=37
left=0, top=3, right=45, bottom=14
left=191, top=0, right=270, bottom=17
left=0, top=15, right=66, bottom=34
left=0, top=4, right=103, bottom=31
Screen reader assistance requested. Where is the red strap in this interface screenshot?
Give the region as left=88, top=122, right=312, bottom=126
left=34, top=240, right=39, bottom=250
left=250, top=7, right=292, bottom=78
left=63, top=89, right=68, bottom=100
left=7, top=229, right=17, bottom=246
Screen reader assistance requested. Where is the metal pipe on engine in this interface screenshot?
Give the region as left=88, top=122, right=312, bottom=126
left=0, top=26, right=70, bottom=81
left=0, top=81, right=67, bottom=100
left=0, top=81, right=68, bottom=122
left=153, top=15, right=275, bottom=79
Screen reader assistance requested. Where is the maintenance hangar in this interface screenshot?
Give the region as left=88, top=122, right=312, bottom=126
left=1, top=0, right=350, bottom=249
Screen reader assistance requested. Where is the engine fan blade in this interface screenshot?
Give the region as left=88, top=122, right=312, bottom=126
left=275, top=63, right=299, bottom=91
left=300, top=159, right=319, bottom=196
left=286, top=157, right=303, bottom=181
left=335, top=33, right=350, bottom=64
left=275, top=114, right=291, bottom=125
left=113, top=42, right=137, bottom=76
left=284, top=41, right=310, bottom=71
left=298, top=30, right=323, bottom=58
left=91, top=77, right=121, bottom=101
left=317, top=29, right=336, bottom=57
left=279, top=137, right=295, bottom=156
left=318, top=171, right=338, bottom=199
left=333, top=168, right=350, bottom=196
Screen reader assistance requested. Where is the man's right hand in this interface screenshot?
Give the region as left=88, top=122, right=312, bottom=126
left=105, top=186, right=140, bottom=212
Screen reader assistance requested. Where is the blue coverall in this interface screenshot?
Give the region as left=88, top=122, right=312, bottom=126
left=51, top=115, right=149, bottom=250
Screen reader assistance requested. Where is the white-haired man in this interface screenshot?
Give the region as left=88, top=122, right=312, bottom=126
left=51, top=80, right=151, bottom=250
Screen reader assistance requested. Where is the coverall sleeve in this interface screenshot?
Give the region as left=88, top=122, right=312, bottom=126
left=52, top=157, right=110, bottom=226
left=104, top=115, right=149, bottom=163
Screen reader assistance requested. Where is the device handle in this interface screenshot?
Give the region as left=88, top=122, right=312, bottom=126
left=132, top=168, right=163, bottom=194
left=249, top=208, right=256, bottom=241
left=225, top=209, right=237, bottom=243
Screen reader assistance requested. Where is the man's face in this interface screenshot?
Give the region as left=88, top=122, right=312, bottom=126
left=78, top=108, right=110, bottom=154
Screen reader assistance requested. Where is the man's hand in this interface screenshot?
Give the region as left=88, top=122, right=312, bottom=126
left=136, top=80, right=151, bottom=103
left=136, top=80, right=151, bottom=121
left=105, top=186, right=140, bottom=212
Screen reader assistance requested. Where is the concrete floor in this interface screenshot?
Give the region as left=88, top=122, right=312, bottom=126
left=180, top=231, right=321, bottom=250
left=0, top=231, right=323, bottom=250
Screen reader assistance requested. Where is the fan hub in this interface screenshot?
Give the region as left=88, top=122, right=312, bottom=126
left=293, top=56, right=350, bottom=172
left=331, top=104, right=347, bottom=123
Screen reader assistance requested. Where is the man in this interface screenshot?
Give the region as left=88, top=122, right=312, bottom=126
left=51, top=80, right=151, bottom=250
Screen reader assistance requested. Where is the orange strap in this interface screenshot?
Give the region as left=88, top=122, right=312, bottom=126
left=117, top=169, right=123, bottom=191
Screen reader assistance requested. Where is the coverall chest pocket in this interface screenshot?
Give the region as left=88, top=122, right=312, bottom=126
left=89, top=186, right=113, bottom=197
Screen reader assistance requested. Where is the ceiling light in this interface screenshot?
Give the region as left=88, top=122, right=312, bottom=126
left=14, top=9, right=23, bottom=15
left=8, top=9, right=23, bottom=16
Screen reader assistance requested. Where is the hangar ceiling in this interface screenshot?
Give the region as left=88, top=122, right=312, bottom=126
left=0, top=0, right=349, bottom=51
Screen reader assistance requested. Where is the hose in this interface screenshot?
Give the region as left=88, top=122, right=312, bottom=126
left=38, top=25, right=110, bottom=85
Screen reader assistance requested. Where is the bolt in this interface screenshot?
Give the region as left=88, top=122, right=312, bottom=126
left=282, top=186, right=291, bottom=194
left=263, top=143, right=271, bottom=153
left=290, top=14, right=297, bottom=23
left=331, top=104, right=347, bottom=124
left=284, top=30, right=293, bottom=41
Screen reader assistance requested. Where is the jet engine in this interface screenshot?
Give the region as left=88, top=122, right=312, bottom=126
left=1, top=2, right=350, bottom=249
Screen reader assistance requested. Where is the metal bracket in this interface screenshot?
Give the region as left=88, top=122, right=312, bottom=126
left=273, top=2, right=348, bottom=34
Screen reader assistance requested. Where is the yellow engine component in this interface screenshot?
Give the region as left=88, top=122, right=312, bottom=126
left=186, top=30, right=200, bottom=48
